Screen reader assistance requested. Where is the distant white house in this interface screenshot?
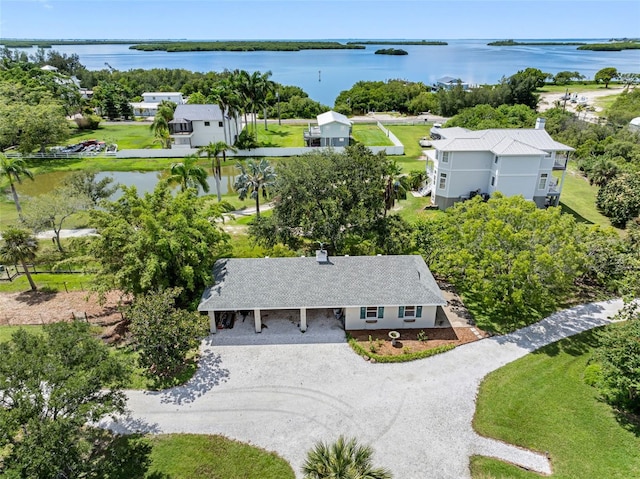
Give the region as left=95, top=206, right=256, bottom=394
left=131, top=92, right=185, bottom=117
left=304, top=110, right=352, bottom=147
left=198, top=254, right=446, bottom=334
left=169, top=104, right=239, bottom=148
left=426, top=118, right=574, bottom=209
left=435, top=76, right=471, bottom=91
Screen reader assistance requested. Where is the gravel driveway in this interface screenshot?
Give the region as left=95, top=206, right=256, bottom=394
left=102, top=299, right=624, bottom=478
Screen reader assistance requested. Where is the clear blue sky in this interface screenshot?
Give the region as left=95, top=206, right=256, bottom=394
left=1, top=0, right=639, bottom=40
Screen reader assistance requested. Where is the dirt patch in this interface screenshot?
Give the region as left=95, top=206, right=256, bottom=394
left=349, top=327, right=485, bottom=356
left=0, top=290, right=129, bottom=326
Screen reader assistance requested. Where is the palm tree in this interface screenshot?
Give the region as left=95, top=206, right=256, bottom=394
left=589, top=158, right=620, bottom=187
left=384, top=161, right=408, bottom=212
left=197, top=141, right=238, bottom=202
left=167, top=155, right=210, bottom=193
left=0, top=227, right=39, bottom=291
left=302, top=436, right=392, bottom=479
left=150, top=103, right=175, bottom=149
left=0, top=153, right=35, bottom=217
left=233, top=159, right=276, bottom=217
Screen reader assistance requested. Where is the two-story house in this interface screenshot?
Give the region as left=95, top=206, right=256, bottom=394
left=169, top=104, right=239, bottom=148
left=426, top=119, right=573, bottom=209
left=131, top=92, right=185, bottom=117
left=304, top=110, right=352, bottom=147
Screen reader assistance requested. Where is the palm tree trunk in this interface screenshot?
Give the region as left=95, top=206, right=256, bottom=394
left=255, top=194, right=260, bottom=217
left=9, top=182, right=22, bottom=216
left=21, top=260, right=37, bottom=291
left=214, top=157, right=222, bottom=202
left=264, top=106, right=268, bottom=131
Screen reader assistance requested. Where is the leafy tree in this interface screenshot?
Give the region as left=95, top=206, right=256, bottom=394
left=596, top=173, right=640, bottom=227
left=186, top=91, right=207, bottom=104
left=168, top=154, right=210, bottom=193
left=127, top=287, right=207, bottom=379
left=606, top=88, right=640, bottom=126
left=93, top=81, right=133, bottom=120
left=0, top=322, right=134, bottom=479
left=302, top=436, right=392, bottom=479
left=62, top=170, right=118, bottom=205
left=592, top=303, right=640, bottom=414
left=90, top=184, right=229, bottom=306
left=249, top=144, right=412, bottom=254
left=415, top=195, right=588, bottom=332
left=552, top=71, right=584, bottom=85
left=595, top=67, right=619, bottom=88
left=0, top=153, right=34, bottom=216
left=0, top=227, right=39, bottom=290
left=198, top=141, right=237, bottom=202
left=588, top=157, right=620, bottom=187
left=506, top=68, right=549, bottom=109
left=17, top=101, right=70, bottom=153
left=445, top=104, right=536, bottom=130
left=23, top=186, right=93, bottom=253
left=234, top=158, right=277, bottom=217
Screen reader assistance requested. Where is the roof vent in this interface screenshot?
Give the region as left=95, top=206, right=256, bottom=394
left=315, top=249, right=328, bottom=263
left=535, top=118, right=546, bottom=130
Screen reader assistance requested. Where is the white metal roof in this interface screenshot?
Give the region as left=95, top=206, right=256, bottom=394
left=317, top=110, right=351, bottom=126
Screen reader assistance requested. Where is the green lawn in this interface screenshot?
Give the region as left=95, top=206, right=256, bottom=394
left=0, top=325, right=43, bottom=343
left=352, top=124, right=394, bottom=146
left=537, top=83, right=625, bottom=93
left=67, top=124, right=160, bottom=150
left=387, top=125, right=432, bottom=158
left=556, top=164, right=618, bottom=230
left=392, top=194, right=443, bottom=224
left=254, top=124, right=307, bottom=147
left=472, top=327, right=640, bottom=479
left=146, top=434, right=295, bottom=479
left=0, top=273, right=96, bottom=293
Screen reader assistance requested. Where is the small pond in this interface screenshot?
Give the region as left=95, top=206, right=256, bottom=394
left=14, top=165, right=240, bottom=200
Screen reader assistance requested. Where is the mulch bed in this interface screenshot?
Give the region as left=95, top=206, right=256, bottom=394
left=349, top=327, right=483, bottom=356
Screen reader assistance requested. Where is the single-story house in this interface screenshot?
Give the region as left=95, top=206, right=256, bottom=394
left=304, top=110, right=352, bottom=147
left=198, top=253, right=447, bottom=334
left=169, top=104, right=239, bottom=148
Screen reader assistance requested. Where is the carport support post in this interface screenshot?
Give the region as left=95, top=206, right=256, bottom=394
left=208, top=312, right=217, bottom=334
left=254, top=309, right=262, bottom=333
left=300, top=308, right=307, bottom=333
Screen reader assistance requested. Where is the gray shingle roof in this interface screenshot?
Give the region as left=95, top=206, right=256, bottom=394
left=171, top=104, right=223, bottom=122
left=198, top=255, right=445, bottom=311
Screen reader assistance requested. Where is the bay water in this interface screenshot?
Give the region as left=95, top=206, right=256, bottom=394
left=16, top=39, right=640, bottom=105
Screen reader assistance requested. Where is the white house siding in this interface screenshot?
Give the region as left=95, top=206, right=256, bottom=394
left=344, top=305, right=437, bottom=331
left=320, top=122, right=350, bottom=147
left=142, top=93, right=184, bottom=104
left=189, top=120, right=227, bottom=147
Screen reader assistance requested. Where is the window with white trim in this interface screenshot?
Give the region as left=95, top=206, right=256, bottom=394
left=442, top=151, right=450, bottom=163
left=404, top=306, right=416, bottom=317
left=366, top=306, right=377, bottom=318
left=398, top=306, right=422, bottom=318
left=538, top=173, right=548, bottom=190
left=438, top=173, right=447, bottom=189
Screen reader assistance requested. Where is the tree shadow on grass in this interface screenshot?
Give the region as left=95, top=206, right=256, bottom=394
left=559, top=202, right=594, bottom=225
left=14, top=290, right=58, bottom=305
left=614, top=409, right=640, bottom=438
left=533, top=327, right=603, bottom=357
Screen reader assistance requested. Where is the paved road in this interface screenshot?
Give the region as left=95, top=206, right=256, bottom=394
left=102, top=299, right=624, bottom=478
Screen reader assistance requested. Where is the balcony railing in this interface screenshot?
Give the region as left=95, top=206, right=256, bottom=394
left=553, top=157, right=568, bottom=170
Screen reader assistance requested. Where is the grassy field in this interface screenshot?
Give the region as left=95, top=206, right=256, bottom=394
left=352, top=124, right=394, bottom=146
left=556, top=164, right=617, bottom=230
left=254, top=124, right=306, bottom=147
left=472, top=327, right=640, bottom=479
left=0, top=273, right=95, bottom=293
left=388, top=125, right=431, bottom=158
left=146, top=434, right=295, bottom=478
left=0, top=324, right=44, bottom=343
left=67, top=124, right=159, bottom=150
left=537, top=83, right=624, bottom=93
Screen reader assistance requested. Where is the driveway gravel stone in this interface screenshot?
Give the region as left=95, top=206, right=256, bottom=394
left=102, top=299, right=624, bottom=478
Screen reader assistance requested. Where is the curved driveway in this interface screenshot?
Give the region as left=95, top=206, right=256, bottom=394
left=103, top=299, right=624, bottom=478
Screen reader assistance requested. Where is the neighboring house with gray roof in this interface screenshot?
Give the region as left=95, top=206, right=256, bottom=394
left=169, top=104, right=239, bottom=148
left=304, top=110, right=352, bottom=147
left=425, top=118, right=574, bottom=209
left=198, top=253, right=446, bottom=334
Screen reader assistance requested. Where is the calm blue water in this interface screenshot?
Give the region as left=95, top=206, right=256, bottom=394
left=15, top=39, right=640, bottom=105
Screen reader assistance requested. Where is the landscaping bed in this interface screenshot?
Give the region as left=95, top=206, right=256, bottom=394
left=349, top=327, right=480, bottom=356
